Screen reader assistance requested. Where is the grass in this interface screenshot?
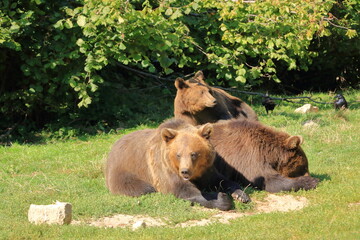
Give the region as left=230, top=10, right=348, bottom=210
left=1, top=91, right=360, bottom=239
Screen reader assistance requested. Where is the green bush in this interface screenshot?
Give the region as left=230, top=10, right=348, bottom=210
left=0, top=0, right=358, bottom=133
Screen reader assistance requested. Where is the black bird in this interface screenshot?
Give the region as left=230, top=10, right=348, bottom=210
left=262, top=94, right=276, bottom=114
left=334, top=94, right=348, bottom=109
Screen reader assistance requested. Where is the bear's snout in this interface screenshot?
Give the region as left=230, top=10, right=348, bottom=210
left=180, top=168, right=191, bottom=180
left=206, top=98, right=217, bottom=107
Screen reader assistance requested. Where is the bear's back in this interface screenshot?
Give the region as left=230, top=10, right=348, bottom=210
left=106, top=129, right=156, bottom=185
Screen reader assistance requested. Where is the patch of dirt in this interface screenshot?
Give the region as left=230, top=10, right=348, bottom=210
left=72, top=194, right=308, bottom=229
left=175, top=210, right=252, bottom=228
left=255, top=194, right=308, bottom=213
left=348, top=202, right=360, bottom=207
left=72, top=214, right=166, bottom=228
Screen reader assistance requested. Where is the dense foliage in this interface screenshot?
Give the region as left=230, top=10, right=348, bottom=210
left=0, top=0, right=358, bottom=134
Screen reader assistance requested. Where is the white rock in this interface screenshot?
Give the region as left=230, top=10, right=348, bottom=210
left=28, top=201, right=72, bottom=225
left=132, top=220, right=146, bottom=230
left=294, top=104, right=319, bottom=114
left=303, top=120, right=319, bottom=128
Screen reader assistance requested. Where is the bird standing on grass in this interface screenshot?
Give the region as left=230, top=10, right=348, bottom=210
left=334, top=94, right=348, bottom=109
left=262, top=94, right=276, bottom=114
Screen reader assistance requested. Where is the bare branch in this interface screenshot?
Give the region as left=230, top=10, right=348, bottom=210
left=324, top=18, right=351, bottom=30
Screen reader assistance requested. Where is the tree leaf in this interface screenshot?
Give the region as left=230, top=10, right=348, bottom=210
left=77, top=15, right=86, bottom=27
left=235, top=76, right=246, bottom=83
left=345, top=29, right=357, bottom=39
left=165, top=8, right=173, bottom=16
left=64, top=19, right=73, bottom=29
left=170, top=9, right=182, bottom=20
left=119, top=42, right=126, bottom=50
left=118, top=16, right=125, bottom=24
left=53, top=20, right=64, bottom=30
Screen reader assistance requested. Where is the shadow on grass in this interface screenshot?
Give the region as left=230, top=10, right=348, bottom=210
left=312, top=173, right=331, bottom=182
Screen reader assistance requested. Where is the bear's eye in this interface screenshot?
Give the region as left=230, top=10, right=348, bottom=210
left=190, top=152, right=198, bottom=160
left=176, top=153, right=181, bottom=159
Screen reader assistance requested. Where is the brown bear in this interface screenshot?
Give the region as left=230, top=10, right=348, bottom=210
left=174, top=71, right=258, bottom=125
left=209, top=119, right=319, bottom=193
left=105, top=119, right=250, bottom=211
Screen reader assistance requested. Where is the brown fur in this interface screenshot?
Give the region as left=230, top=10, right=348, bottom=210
left=174, top=71, right=258, bottom=125
left=210, top=119, right=319, bottom=192
left=105, top=119, right=250, bottom=210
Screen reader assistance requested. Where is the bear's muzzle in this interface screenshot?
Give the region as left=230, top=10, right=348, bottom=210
left=180, top=168, right=191, bottom=180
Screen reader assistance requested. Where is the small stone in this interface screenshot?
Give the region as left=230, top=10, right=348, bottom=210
left=28, top=201, right=72, bottom=225
left=303, top=120, right=319, bottom=128
left=132, top=220, right=146, bottom=230
left=294, top=104, right=319, bottom=114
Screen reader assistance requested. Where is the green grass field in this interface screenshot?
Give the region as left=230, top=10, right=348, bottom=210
left=1, top=91, right=359, bottom=239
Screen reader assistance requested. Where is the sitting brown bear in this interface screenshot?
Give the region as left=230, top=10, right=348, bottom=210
left=105, top=119, right=250, bottom=211
left=174, top=71, right=258, bottom=125
left=209, top=119, right=319, bottom=192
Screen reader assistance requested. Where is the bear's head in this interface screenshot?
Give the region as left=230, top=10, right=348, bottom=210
left=278, top=135, right=310, bottom=177
left=161, top=123, right=215, bottom=181
left=174, top=71, right=217, bottom=114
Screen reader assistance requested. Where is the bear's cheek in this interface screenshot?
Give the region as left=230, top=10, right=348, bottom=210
left=186, top=94, right=205, bottom=111
left=280, top=152, right=308, bottom=177
left=182, top=91, right=196, bottom=104
left=191, top=155, right=213, bottom=179
left=189, top=161, right=207, bottom=180
left=181, top=95, right=198, bottom=112
left=167, top=151, right=180, bottom=172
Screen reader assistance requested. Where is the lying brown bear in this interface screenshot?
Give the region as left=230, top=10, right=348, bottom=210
left=174, top=71, right=258, bottom=125
left=105, top=119, right=250, bottom=211
left=210, top=119, right=319, bottom=192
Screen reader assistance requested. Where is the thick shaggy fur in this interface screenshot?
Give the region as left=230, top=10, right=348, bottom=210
left=105, top=119, right=250, bottom=211
left=210, top=119, right=319, bottom=192
left=174, top=71, right=258, bottom=125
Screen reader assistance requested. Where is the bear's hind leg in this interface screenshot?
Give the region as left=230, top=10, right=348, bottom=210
left=107, top=171, right=156, bottom=197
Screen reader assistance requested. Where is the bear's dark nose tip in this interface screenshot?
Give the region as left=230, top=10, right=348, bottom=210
left=181, top=169, right=189, bottom=175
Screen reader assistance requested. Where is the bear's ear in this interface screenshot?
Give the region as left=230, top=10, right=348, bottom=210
left=198, top=123, right=213, bottom=139
left=284, top=135, right=303, bottom=150
left=161, top=128, right=178, bottom=143
left=194, top=71, right=206, bottom=84
left=175, top=78, right=188, bottom=90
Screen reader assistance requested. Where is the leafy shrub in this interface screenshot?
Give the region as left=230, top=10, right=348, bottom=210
left=0, top=0, right=358, bottom=137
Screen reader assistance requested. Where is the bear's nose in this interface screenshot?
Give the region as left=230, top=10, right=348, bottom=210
left=180, top=169, right=191, bottom=180
left=181, top=169, right=189, bottom=175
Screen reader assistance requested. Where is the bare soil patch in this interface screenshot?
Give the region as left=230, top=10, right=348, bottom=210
left=255, top=194, right=308, bottom=213
left=72, top=194, right=308, bottom=229
left=348, top=202, right=360, bottom=207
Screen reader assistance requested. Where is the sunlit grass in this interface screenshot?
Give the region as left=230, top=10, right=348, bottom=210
left=1, top=91, right=359, bottom=239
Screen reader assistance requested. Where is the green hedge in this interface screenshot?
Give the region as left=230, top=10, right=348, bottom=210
left=0, top=0, right=358, bottom=127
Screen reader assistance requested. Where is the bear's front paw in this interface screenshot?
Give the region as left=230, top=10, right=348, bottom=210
left=214, top=192, right=233, bottom=211
left=231, top=189, right=251, bottom=203
left=301, top=176, right=319, bottom=190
